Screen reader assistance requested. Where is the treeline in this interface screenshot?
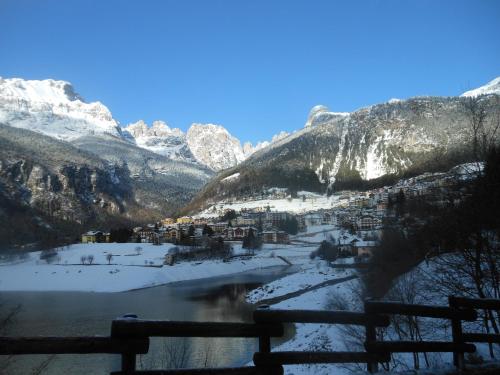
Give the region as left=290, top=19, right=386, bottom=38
left=330, top=148, right=475, bottom=193
left=364, top=147, right=500, bottom=298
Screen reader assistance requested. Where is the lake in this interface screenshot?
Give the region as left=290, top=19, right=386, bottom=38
left=0, top=265, right=296, bottom=374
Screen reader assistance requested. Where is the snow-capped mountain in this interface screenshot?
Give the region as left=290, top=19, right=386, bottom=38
left=186, top=123, right=246, bottom=171
left=461, top=77, right=500, bottom=97
left=123, top=119, right=291, bottom=171
left=0, top=77, right=215, bottom=246
left=0, top=77, right=122, bottom=140
left=123, top=120, right=195, bottom=162
left=0, top=76, right=294, bottom=173
left=185, top=88, right=500, bottom=213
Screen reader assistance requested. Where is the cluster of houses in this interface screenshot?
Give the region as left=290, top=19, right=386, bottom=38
left=81, top=166, right=470, bottom=263
left=80, top=213, right=293, bottom=245
left=81, top=231, right=110, bottom=244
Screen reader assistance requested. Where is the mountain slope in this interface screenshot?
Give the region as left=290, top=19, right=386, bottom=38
left=0, top=123, right=213, bottom=248
left=185, top=92, right=500, bottom=213
left=71, top=134, right=213, bottom=211
left=0, top=124, right=132, bottom=248
left=462, top=77, right=500, bottom=97
left=0, top=78, right=216, bottom=248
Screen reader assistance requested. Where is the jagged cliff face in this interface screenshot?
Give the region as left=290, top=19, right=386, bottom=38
left=0, top=158, right=128, bottom=224
left=186, top=123, right=247, bottom=171
left=0, top=124, right=135, bottom=247
left=186, top=94, right=500, bottom=212
left=304, top=97, right=469, bottom=182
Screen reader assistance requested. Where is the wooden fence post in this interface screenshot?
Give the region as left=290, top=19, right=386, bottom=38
left=364, top=299, right=379, bottom=373
left=449, top=296, right=465, bottom=372
left=257, top=305, right=271, bottom=354
left=256, top=305, right=281, bottom=375
left=119, top=313, right=138, bottom=374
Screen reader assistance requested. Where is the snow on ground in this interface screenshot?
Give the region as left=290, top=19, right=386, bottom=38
left=0, top=242, right=308, bottom=292
left=261, top=254, right=500, bottom=374
left=0, top=222, right=334, bottom=293
left=292, top=225, right=340, bottom=244
left=247, top=259, right=354, bottom=304
left=198, top=193, right=342, bottom=217
left=256, top=277, right=362, bottom=375
left=244, top=242, right=500, bottom=374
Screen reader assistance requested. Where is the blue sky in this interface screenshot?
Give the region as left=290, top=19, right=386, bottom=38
left=1, top=0, right=499, bottom=144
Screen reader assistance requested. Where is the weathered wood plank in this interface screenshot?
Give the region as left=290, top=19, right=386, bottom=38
left=0, top=336, right=149, bottom=355
left=253, top=309, right=390, bottom=327
left=365, top=301, right=477, bottom=321
left=450, top=297, right=500, bottom=311
left=365, top=341, right=476, bottom=353
left=110, top=366, right=283, bottom=375
left=111, top=320, right=283, bottom=338
left=253, top=351, right=390, bottom=365
left=463, top=333, right=500, bottom=343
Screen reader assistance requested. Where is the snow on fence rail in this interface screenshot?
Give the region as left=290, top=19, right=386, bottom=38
left=0, top=297, right=498, bottom=375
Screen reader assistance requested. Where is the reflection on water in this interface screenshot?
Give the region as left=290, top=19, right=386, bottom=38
left=0, top=266, right=296, bottom=374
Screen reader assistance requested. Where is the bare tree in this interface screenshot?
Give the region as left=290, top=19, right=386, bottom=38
left=80, top=255, right=87, bottom=265
left=461, top=95, right=500, bottom=173
left=87, top=254, right=94, bottom=265
left=106, top=253, right=113, bottom=265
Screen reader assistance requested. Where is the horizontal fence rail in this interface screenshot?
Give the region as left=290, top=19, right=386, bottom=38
left=2, top=296, right=500, bottom=374
left=253, top=351, right=391, bottom=365
left=110, top=366, right=284, bottom=375
left=364, top=300, right=477, bottom=321
left=449, top=296, right=500, bottom=311
left=253, top=308, right=390, bottom=327
left=111, top=319, right=284, bottom=339
left=462, top=333, right=500, bottom=343
left=365, top=341, right=476, bottom=354
left=0, top=336, right=149, bottom=355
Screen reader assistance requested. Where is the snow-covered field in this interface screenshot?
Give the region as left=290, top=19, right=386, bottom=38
left=247, top=260, right=354, bottom=304
left=198, top=192, right=343, bottom=217
left=246, top=254, right=500, bottom=375
left=248, top=275, right=363, bottom=375
left=0, top=242, right=311, bottom=292
left=0, top=220, right=338, bottom=293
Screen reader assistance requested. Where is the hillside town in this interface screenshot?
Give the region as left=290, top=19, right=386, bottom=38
left=81, top=164, right=477, bottom=264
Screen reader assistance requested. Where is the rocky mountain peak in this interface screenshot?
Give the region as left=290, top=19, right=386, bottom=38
left=0, top=77, right=121, bottom=141
left=305, top=104, right=349, bottom=128
left=186, top=123, right=246, bottom=171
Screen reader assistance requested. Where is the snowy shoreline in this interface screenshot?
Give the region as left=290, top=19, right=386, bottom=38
left=0, top=242, right=315, bottom=293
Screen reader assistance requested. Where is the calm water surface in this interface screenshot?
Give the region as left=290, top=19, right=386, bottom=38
left=0, top=266, right=296, bottom=374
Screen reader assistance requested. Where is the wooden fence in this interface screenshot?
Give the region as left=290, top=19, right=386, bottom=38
left=0, top=297, right=499, bottom=374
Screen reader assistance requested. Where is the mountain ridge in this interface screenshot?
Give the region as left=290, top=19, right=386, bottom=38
left=183, top=91, right=500, bottom=214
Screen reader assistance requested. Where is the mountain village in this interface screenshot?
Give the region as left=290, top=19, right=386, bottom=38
left=81, top=162, right=477, bottom=267
left=2, top=1, right=500, bottom=373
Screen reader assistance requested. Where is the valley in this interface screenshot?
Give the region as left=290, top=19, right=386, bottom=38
left=0, top=75, right=499, bottom=374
